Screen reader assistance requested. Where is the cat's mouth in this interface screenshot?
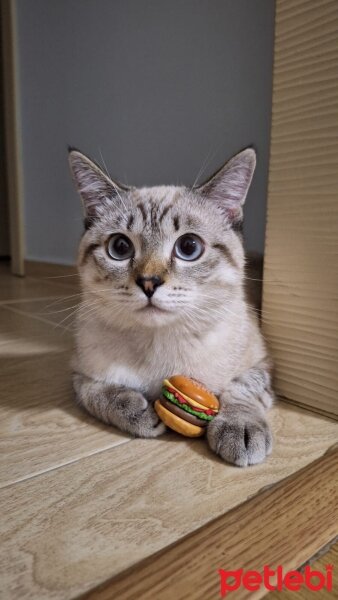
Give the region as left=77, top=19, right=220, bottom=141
left=138, top=301, right=171, bottom=314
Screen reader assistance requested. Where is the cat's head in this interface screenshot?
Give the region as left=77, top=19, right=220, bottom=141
left=69, top=147, right=256, bottom=330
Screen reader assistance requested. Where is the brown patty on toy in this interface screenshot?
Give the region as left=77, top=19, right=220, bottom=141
left=155, top=375, right=219, bottom=437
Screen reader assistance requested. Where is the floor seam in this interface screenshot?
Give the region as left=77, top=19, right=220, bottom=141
left=27, top=274, right=80, bottom=292
left=0, top=437, right=133, bottom=490
left=0, top=295, right=73, bottom=306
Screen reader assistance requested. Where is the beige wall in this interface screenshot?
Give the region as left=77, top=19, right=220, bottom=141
left=262, top=0, right=338, bottom=417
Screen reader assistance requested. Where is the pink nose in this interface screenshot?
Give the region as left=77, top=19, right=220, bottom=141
left=135, top=275, right=164, bottom=298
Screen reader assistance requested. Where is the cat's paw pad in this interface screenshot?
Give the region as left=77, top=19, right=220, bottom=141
left=114, top=391, right=166, bottom=438
left=207, top=411, right=272, bottom=467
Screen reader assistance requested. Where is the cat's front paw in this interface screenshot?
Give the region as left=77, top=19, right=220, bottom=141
left=114, top=390, right=166, bottom=438
left=207, top=407, right=272, bottom=467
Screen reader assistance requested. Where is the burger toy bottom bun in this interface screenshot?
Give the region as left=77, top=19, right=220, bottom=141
left=155, top=400, right=204, bottom=437
left=155, top=375, right=219, bottom=438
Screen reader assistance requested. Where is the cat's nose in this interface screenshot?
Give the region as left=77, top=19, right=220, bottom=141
left=135, top=275, right=164, bottom=298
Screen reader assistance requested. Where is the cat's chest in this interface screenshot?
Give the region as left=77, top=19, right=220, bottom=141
left=138, top=333, right=220, bottom=398
left=76, top=321, right=238, bottom=397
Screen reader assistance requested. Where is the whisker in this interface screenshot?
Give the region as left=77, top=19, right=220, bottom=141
left=98, top=151, right=129, bottom=214
left=41, top=296, right=103, bottom=317
left=243, top=275, right=284, bottom=285
left=53, top=298, right=104, bottom=329
left=187, top=298, right=250, bottom=323
left=194, top=290, right=274, bottom=318
left=42, top=293, right=83, bottom=311
left=111, top=181, right=128, bottom=213
left=43, top=273, right=79, bottom=280
left=98, top=148, right=112, bottom=180
left=192, top=146, right=214, bottom=189
left=95, top=152, right=126, bottom=219
left=40, top=303, right=81, bottom=315
left=191, top=138, right=226, bottom=188
left=55, top=309, right=81, bottom=329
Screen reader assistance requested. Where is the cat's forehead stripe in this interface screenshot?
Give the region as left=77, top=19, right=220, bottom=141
left=212, top=243, right=237, bottom=269
left=126, top=214, right=134, bottom=230
left=173, top=215, right=180, bottom=231
left=137, top=202, right=147, bottom=223
left=157, top=204, right=169, bottom=222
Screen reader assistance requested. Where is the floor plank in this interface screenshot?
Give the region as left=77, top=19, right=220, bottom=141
left=25, top=260, right=79, bottom=284
left=0, top=305, right=72, bottom=356
left=0, top=308, right=130, bottom=488
left=0, top=270, right=79, bottom=303
left=0, top=403, right=337, bottom=599
left=269, top=542, right=338, bottom=599
left=83, top=446, right=338, bottom=600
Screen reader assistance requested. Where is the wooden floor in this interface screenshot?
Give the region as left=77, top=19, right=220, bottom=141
left=0, top=261, right=337, bottom=599
left=270, top=542, right=338, bottom=600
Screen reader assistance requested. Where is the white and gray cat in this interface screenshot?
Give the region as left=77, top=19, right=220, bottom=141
left=69, top=147, right=274, bottom=467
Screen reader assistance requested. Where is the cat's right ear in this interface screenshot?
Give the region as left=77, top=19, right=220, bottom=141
left=68, top=148, right=126, bottom=224
left=196, top=148, right=256, bottom=226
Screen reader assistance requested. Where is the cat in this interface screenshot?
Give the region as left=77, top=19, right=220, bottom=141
left=69, top=147, right=274, bottom=467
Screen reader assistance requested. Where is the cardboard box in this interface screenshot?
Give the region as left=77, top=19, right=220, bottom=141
left=262, top=0, right=338, bottom=418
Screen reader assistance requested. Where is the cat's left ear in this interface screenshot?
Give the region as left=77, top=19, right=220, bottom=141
left=68, top=148, right=128, bottom=221
left=196, top=148, right=256, bottom=225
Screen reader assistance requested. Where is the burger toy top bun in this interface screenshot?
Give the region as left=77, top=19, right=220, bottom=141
left=169, top=375, right=219, bottom=411
left=154, top=375, right=219, bottom=438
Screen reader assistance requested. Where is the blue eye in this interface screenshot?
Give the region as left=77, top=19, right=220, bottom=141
left=174, top=234, right=204, bottom=261
left=107, top=234, right=134, bottom=260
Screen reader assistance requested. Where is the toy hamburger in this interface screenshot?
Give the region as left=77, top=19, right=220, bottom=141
left=155, top=375, right=219, bottom=437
